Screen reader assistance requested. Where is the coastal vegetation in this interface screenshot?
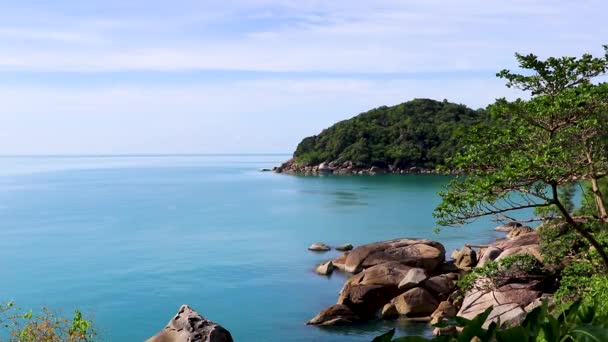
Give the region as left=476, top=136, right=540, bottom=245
left=292, top=99, right=487, bottom=169
left=373, top=300, right=608, bottom=342
left=427, top=48, right=608, bottom=340
left=0, top=302, right=96, bottom=342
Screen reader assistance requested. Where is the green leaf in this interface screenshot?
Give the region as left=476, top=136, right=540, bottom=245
left=372, top=329, right=395, bottom=342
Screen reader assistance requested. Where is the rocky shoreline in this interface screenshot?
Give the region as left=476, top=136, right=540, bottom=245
left=307, top=222, right=548, bottom=336
left=145, top=223, right=546, bottom=341
left=272, top=158, right=447, bottom=176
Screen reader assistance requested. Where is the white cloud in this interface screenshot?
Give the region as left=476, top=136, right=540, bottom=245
left=0, top=0, right=605, bottom=73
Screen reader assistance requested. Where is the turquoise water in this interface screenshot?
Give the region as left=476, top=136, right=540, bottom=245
left=0, top=155, right=505, bottom=341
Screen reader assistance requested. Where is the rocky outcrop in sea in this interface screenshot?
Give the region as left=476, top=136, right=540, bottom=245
left=308, top=224, right=551, bottom=335
left=273, top=159, right=443, bottom=176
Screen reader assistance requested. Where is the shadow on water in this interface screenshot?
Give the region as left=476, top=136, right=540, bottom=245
left=318, top=318, right=434, bottom=339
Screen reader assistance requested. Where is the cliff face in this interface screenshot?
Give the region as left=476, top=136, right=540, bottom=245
left=288, top=98, right=486, bottom=172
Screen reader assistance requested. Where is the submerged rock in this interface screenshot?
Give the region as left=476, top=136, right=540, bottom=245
left=336, top=244, right=354, bottom=251
left=308, top=242, right=331, bottom=252
left=145, top=305, right=233, bottom=342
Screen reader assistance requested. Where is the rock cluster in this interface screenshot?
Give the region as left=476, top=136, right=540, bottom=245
left=308, top=238, right=454, bottom=325
left=146, top=305, right=233, bottom=342
left=273, top=159, right=443, bottom=176
left=308, top=229, right=552, bottom=335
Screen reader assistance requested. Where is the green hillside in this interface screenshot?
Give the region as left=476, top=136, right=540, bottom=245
left=293, top=98, right=487, bottom=169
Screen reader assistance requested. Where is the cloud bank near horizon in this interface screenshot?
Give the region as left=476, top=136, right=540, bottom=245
left=1, top=0, right=606, bottom=154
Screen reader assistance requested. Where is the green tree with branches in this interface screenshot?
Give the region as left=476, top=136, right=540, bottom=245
left=434, top=46, right=608, bottom=270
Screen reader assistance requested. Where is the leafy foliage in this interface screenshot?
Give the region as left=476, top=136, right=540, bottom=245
left=372, top=300, right=608, bottom=341
left=293, top=99, right=487, bottom=168
left=0, top=302, right=97, bottom=342
left=434, top=47, right=608, bottom=269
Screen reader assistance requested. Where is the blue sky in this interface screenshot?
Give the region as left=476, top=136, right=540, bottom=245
left=0, top=0, right=606, bottom=154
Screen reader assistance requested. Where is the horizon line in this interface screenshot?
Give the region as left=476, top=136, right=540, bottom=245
left=0, top=153, right=292, bottom=158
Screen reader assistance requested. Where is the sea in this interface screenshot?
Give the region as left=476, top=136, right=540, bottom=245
left=0, top=155, right=506, bottom=341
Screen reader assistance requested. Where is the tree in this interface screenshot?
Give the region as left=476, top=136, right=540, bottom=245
left=434, top=47, right=608, bottom=270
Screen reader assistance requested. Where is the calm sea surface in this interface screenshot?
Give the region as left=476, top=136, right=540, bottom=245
left=0, top=155, right=505, bottom=341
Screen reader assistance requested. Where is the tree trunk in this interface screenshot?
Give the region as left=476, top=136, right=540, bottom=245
left=584, top=146, right=608, bottom=221
left=590, top=177, right=608, bottom=221
left=552, top=182, right=608, bottom=271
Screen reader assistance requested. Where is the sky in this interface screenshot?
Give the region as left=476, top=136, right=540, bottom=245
left=0, top=0, right=606, bottom=154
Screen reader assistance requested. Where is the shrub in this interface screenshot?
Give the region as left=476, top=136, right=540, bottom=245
left=0, top=302, right=97, bottom=342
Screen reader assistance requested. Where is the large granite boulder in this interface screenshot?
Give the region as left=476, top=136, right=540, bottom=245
left=146, top=305, right=233, bottom=342
left=458, top=282, right=542, bottom=328
left=392, top=287, right=439, bottom=317
left=342, top=238, right=446, bottom=273
left=337, top=262, right=411, bottom=317
left=477, top=246, right=503, bottom=267
left=307, top=304, right=361, bottom=326
left=430, top=301, right=457, bottom=325
left=453, top=246, right=477, bottom=269
left=495, top=244, right=543, bottom=263
left=507, top=226, right=534, bottom=239
left=492, top=232, right=538, bottom=250
left=423, top=274, right=456, bottom=297
left=398, top=268, right=427, bottom=290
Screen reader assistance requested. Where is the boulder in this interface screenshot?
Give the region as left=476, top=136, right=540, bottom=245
left=507, top=226, right=534, bottom=239
left=494, top=222, right=522, bottom=232
left=380, top=303, right=399, bottom=319
left=439, top=261, right=460, bottom=273
left=453, top=246, right=477, bottom=268
left=318, top=162, right=332, bottom=173
left=398, top=268, right=427, bottom=290
left=307, top=304, right=361, bottom=326
left=369, top=166, right=387, bottom=175
left=458, top=282, right=542, bottom=328
left=336, top=244, right=354, bottom=251
left=337, top=262, right=411, bottom=316
left=430, top=301, right=457, bottom=325
left=332, top=253, right=348, bottom=271
left=393, top=287, right=439, bottom=317
left=348, top=262, right=412, bottom=286
left=477, top=246, right=503, bottom=267
left=423, top=275, right=456, bottom=296
left=315, top=261, right=335, bottom=276
left=343, top=238, right=445, bottom=273
left=496, top=244, right=543, bottom=263
left=145, top=305, right=233, bottom=342
left=492, top=232, right=538, bottom=250
left=308, top=242, right=331, bottom=252
left=337, top=283, right=399, bottom=318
